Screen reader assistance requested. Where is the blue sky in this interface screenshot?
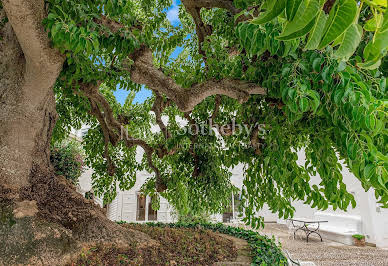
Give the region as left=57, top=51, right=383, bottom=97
left=114, top=0, right=182, bottom=105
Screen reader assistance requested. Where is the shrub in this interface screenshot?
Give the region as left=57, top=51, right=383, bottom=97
left=352, top=234, right=365, bottom=240
left=176, top=210, right=211, bottom=224
left=50, top=140, right=85, bottom=185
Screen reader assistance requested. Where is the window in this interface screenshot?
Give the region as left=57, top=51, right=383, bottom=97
left=148, top=197, right=158, bottom=221
left=223, top=194, right=233, bottom=223
left=136, top=193, right=158, bottom=221
left=234, top=192, right=242, bottom=215
left=136, top=194, right=146, bottom=221
left=223, top=192, right=242, bottom=222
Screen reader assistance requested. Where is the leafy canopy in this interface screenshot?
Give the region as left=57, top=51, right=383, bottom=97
left=45, top=0, right=387, bottom=227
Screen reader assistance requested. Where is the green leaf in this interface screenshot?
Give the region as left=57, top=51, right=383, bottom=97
left=306, top=90, right=320, bottom=113
left=334, top=24, right=363, bottom=60
left=238, top=23, right=249, bottom=43
left=332, top=33, right=345, bottom=48
left=337, top=61, right=347, bottom=72
left=312, top=57, right=322, bottom=72
left=380, top=11, right=388, bottom=32
left=372, top=0, right=387, bottom=7
left=286, top=0, right=304, bottom=21
left=288, top=88, right=297, bottom=100
left=318, top=0, right=358, bottom=49
left=250, top=28, right=264, bottom=55
left=51, top=23, right=62, bottom=38
left=92, top=39, right=100, bottom=52
left=347, top=140, right=357, bottom=160
left=362, top=14, right=388, bottom=67
left=357, top=57, right=382, bottom=70
left=251, top=0, right=287, bottom=25
left=276, top=17, right=316, bottom=41
left=380, top=77, right=387, bottom=92
left=299, top=97, right=310, bottom=112
left=364, top=15, right=381, bottom=32
left=364, top=164, right=376, bottom=180
left=280, top=0, right=324, bottom=37
left=305, top=10, right=328, bottom=50
left=334, top=88, right=344, bottom=104
left=366, top=114, right=376, bottom=130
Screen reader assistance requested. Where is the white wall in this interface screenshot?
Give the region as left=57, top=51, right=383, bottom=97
left=274, top=150, right=388, bottom=247
left=76, top=124, right=388, bottom=247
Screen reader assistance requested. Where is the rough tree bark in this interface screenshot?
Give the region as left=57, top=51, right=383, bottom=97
left=0, top=1, right=153, bottom=265
left=0, top=0, right=63, bottom=189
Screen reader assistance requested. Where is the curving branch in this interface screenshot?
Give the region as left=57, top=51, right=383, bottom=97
left=182, top=0, right=240, bottom=14
left=184, top=112, right=200, bottom=177
left=89, top=100, right=117, bottom=176
left=181, top=0, right=243, bottom=60
left=2, top=0, right=64, bottom=71
left=151, top=92, right=171, bottom=140
left=210, top=95, right=222, bottom=121
left=182, top=3, right=212, bottom=59
left=128, top=46, right=266, bottom=112
left=78, top=83, right=167, bottom=192
left=93, top=15, right=142, bottom=36
left=250, top=126, right=262, bottom=155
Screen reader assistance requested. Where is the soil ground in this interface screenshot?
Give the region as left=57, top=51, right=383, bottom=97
left=68, top=224, right=242, bottom=265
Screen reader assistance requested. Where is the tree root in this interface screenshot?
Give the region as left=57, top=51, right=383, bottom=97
left=0, top=165, right=155, bottom=265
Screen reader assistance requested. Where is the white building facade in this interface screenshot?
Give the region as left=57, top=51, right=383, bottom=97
left=73, top=125, right=388, bottom=248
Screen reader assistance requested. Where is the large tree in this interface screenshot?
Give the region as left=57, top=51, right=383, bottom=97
left=0, top=0, right=387, bottom=264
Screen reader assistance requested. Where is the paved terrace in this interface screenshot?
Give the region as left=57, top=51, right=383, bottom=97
left=256, top=223, right=388, bottom=266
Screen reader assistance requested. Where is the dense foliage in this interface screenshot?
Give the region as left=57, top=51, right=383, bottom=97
left=126, top=222, right=288, bottom=265
left=247, top=0, right=388, bottom=68
left=43, top=0, right=387, bottom=228
left=50, top=140, right=85, bottom=184
left=175, top=209, right=212, bottom=224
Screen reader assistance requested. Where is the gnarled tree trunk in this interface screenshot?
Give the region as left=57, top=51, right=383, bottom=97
left=0, top=0, right=62, bottom=191
left=0, top=1, right=152, bottom=265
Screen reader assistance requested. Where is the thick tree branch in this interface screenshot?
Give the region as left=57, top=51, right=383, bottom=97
left=2, top=0, right=63, bottom=71
left=128, top=47, right=266, bottom=112
left=250, top=126, right=262, bottom=155
left=93, top=15, right=142, bottom=36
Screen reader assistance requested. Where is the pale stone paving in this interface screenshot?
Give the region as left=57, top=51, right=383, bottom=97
left=232, top=223, right=388, bottom=266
